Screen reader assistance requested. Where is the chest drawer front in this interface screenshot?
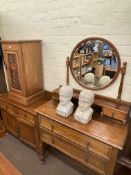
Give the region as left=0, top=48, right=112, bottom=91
left=7, top=104, right=26, bottom=119
left=40, top=129, right=107, bottom=175
left=17, top=108, right=26, bottom=119
left=7, top=104, right=19, bottom=116
left=2, top=43, right=20, bottom=51
left=6, top=104, right=35, bottom=124
left=25, top=113, right=35, bottom=124
left=102, top=107, right=126, bottom=122
left=40, top=116, right=112, bottom=160
left=0, top=100, right=7, bottom=110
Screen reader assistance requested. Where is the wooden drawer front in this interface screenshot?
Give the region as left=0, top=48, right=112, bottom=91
left=40, top=116, right=111, bottom=160
left=102, top=107, right=126, bottom=121
left=0, top=101, right=7, bottom=110
left=17, top=109, right=26, bottom=119
left=2, top=43, right=20, bottom=51
left=7, top=104, right=35, bottom=124
left=16, top=108, right=35, bottom=124
left=40, top=129, right=107, bottom=175
left=7, top=104, right=19, bottom=116
left=25, top=113, right=35, bottom=124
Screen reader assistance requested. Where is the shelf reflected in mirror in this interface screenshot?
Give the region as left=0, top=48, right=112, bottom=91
left=70, top=37, right=121, bottom=90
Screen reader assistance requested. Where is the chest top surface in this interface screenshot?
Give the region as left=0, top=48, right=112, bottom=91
left=36, top=99, right=128, bottom=150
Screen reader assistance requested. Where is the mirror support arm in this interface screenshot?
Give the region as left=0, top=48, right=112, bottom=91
left=117, top=62, right=127, bottom=100
left=66, top=57, right=70, bottom=85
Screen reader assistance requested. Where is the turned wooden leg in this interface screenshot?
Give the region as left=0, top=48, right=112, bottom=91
left=39, top=142, right=45, bottom=164
left=39, top=142, right=49, bottom=164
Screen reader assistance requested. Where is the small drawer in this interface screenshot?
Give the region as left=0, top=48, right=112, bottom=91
left=40, top=116, right=56, bottom=131
left=25, top=113, right=35, bottom=124
left=40, top=116, right=112, bottom=160
left=102, top=107, right=127, bottom=122
left=40, top=129, right=107, bottom=175
left=2, top=43, right=20, bottom=51
left=7, top=104, right=26, bottom=120
left=7, top=104, right=19, bottom=116
left=0, top=101, right=7, bottom=110
left=17, top=109, right=35, bottom=124
left=17, top=108, right=26, bottom=119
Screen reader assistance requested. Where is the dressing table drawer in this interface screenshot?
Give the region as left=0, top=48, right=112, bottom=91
left=102, top=107, right=127, bottom=122
left=40, top=128, right=107, bottom=175
left=40, top=116, right=112, bottom=160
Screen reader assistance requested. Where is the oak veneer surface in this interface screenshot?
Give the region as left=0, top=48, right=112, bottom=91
left=0, top=152, right=22, bottom=175
left=36, top=100, right=128, bottom=150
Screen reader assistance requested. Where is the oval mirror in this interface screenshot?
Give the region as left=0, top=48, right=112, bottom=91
left=70, top=37, right=121, bottom=90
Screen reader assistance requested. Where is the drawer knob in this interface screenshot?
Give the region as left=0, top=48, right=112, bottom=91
left=51, top=138, right=55, bottom=144
left=85, top=155, right=89, bottom=162
left=112, top=112, right=115, bottom=118
left=86, top=141, right=90, bottom=150
left=51, top=124, right=54, bottom=131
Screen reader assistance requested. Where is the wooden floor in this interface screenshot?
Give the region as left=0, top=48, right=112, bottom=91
left=0, top=152, right=22, bottom=175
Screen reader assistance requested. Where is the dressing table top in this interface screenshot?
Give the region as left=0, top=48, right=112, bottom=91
left=36, top=99, right=128, bottom=150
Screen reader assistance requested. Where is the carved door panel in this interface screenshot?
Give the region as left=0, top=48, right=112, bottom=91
left=4, top=51, right=23, bottom=94
left=6, top=113, right=18, bottom=136
left=18, top=119, right=37, bottom=148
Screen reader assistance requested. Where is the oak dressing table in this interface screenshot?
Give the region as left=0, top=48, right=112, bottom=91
left=35, top=37, right=131, bottom=175
left=35, top=89, right=130, bottom=175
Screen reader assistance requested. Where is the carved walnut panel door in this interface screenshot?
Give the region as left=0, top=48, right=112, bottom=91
left=4, top=51, right=24, bottom=95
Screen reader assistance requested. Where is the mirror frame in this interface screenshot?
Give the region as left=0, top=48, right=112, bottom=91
left=70, top=37, right=121, bottom=90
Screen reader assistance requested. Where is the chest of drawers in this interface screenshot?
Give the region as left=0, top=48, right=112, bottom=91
left=0, top=93, right=46, bottom=150
left=36, top=100, right=129, bottom=175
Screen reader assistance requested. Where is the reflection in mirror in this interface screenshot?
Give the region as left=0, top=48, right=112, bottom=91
left=70, top=38, right=121, bottom=90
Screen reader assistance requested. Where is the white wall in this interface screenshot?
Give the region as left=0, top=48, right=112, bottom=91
left=0, top=0, right=131, bottom=101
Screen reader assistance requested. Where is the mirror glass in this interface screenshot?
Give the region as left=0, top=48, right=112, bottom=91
left=70, top=37, right=121, bottom=90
